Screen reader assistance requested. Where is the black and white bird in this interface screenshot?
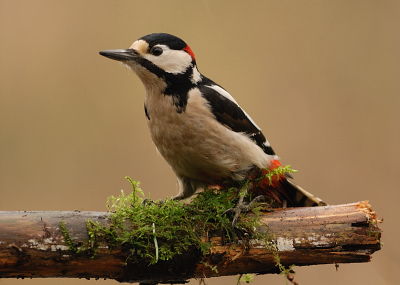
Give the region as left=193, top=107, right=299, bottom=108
left=100, top=33, right=325, bottom=207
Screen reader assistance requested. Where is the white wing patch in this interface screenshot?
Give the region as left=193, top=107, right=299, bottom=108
left=263, top=140, right=271, bottom=147
left=206, top=85, right=238, bottom=104
left=205, top=85, right=262, bottom=131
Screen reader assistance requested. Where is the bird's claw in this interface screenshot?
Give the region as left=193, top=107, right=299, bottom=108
left=223, top=195, right=265, bottom=230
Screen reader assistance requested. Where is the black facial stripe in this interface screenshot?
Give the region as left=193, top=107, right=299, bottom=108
left=137, top=56, right=196, bottom=113
left=136, top=56, right=168, bottom=79
left=163, top=67, right=197, bottom=113
left=198, top=79, right=276, bottom=156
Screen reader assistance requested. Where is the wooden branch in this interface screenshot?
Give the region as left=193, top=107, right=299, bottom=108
left=0, top=201, right=381, bottom=283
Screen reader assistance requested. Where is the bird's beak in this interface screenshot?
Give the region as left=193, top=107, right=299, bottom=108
left=99, top=49, right=139, bottom=61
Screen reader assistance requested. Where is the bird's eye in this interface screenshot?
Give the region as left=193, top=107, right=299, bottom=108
left=151, top=47, right=163, bottom=56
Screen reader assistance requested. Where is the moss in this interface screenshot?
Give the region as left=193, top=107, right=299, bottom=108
left=100, top=177, right=238, bottom=265
left=256, top=165, right=298, bottom=185
left=60, top=166, right=297, bottom=277
left=59, top=220, right=78, bottom=253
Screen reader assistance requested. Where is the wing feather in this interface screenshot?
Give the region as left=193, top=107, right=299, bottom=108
left=198, top=79, right=275, bottom=156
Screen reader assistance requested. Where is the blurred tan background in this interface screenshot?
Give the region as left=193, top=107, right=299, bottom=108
left=1, top=1, right=399, bottom=284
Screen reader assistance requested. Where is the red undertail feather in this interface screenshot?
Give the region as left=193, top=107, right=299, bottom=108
left=251, top=159, right=294, bottom=205
left=249, top=160, right=326, bottom=207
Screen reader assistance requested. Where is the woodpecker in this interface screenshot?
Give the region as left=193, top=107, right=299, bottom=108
left=100, top=33, right=325, bottom=207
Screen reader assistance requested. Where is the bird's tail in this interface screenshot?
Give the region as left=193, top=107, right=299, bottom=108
left=252, top=162, right=327, bottom=207
left=280, top=179, right=326, bottom=207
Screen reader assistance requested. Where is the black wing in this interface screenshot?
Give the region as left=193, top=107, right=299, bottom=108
left=198, top=79, right=276, bottom=156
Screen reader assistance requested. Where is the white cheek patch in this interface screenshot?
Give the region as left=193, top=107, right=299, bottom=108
left=206, top=85, right=261, bottom=131
left=143, top=45, right=193, bottom=74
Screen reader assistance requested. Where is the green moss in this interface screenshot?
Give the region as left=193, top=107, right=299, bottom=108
left=59, top=220, right=78, bottom=253
left=99, top=177, right=239, bottom=265
left=260, top=165, right=298, bottom=185
left=60, top=166, right=298, bottom=277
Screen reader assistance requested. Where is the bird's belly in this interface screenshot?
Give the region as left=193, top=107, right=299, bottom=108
left=145, top=89, right=271, bottom=183
left=148, top=110, right=231, bottom=182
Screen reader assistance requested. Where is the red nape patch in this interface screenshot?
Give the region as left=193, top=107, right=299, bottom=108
left=183, top=45, right=196, bottom=61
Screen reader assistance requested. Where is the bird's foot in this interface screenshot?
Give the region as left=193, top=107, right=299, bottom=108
left=223, top=195, right=265, bottom=230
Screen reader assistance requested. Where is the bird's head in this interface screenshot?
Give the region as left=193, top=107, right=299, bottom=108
left=100, top=33, right=201, bottom=93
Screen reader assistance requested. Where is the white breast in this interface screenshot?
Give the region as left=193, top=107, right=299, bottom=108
left=145, top=88, right=273, bottom=184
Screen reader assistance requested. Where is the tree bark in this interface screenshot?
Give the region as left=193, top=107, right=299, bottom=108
left=0, top=201, right=381, bottom=283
